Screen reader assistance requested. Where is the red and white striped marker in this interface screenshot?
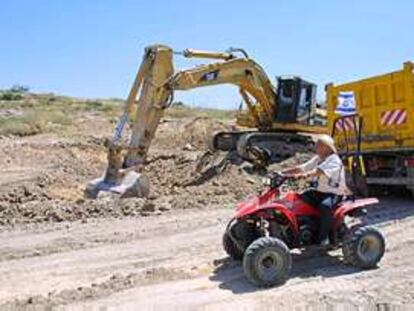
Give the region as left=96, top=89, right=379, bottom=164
left=335, top=116, right=356, bottom=132
left=381, top=109, right=407, bottom=126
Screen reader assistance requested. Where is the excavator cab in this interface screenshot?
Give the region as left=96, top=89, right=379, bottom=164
left=275, top=76, right=317, bottom=125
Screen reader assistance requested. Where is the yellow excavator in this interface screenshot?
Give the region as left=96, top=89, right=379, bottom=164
left=85, top=44, right=326, bottom=198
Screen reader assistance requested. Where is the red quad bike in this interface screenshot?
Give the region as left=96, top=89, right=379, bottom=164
left=223, top=172, right=385, bottom=287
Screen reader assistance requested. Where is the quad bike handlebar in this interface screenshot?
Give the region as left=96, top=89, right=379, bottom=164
left=263, top=172, right=288, bottom=188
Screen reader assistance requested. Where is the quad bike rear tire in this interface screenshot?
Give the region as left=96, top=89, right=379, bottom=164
left=243, top=237, right=292, bottom=287
left=342, top=225, right=385, bottom=269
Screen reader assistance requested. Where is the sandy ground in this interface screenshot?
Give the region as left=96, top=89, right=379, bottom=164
left=1, top=102, right=414, bottom=310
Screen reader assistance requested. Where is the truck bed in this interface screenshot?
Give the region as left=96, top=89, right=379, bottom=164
left=326, top=61, right=414, bottom=153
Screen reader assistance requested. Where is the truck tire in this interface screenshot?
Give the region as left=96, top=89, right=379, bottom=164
left=243, top=237, right=291, bottom=287
left=342, top=226, right=385, bottom=269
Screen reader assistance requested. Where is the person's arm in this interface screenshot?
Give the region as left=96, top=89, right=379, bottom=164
left=282, top=156, right=319, bottom=178
left=287, top=167, right=324, bottom=180
left=281, top=167, right=302, bottom=175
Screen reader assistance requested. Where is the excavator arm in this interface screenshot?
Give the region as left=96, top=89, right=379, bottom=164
left=171, top=57, right=276, bottom=126
left=85, top=44, right=316, bottom=198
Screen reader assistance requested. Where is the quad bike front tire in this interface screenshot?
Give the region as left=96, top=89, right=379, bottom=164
left=342, top=225, right=385, bottom=269
left=243, top=237, right=292, bottom=287
left=223, top=220, right=257, bottom=260
left=223, top=232, right=244, bottom=260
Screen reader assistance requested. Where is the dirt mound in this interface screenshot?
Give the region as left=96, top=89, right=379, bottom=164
left=0, top=114, right=312, bottom=227
left=153, top=116, right=233, bottom=150
left=0, top=196, right=165, bottom=226
left=0, top=151, right=265, bottom=226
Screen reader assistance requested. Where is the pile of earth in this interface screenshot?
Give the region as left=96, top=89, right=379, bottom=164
left=152, top=117, right=234, bottom=150
left=0, top=115, right=312, bottom=227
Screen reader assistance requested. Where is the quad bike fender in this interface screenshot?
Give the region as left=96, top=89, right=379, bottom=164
left=333, top=197, right=379, bottom=229
left=234, top=188, right=278, bottom=218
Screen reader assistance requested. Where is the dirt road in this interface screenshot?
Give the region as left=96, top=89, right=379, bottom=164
left=1, top=198, right=413, bottom=310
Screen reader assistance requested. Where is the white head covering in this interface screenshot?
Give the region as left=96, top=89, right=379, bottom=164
left=316, top=134, right=337, bottom=153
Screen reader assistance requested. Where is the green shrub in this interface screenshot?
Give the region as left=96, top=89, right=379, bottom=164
left=10, top=85, right=30, bottom=93
left=0, top=85, right=30, bottom=101
left=0, top=91, right=24, bottom=101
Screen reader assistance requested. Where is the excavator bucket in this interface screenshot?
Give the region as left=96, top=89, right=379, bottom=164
left=85, top=171, right=150, bottom=199
left=85, top=142, right=150, bottom=199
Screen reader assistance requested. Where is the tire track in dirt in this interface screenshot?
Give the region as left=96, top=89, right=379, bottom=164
left=69, top=206, right=414, bottom=310
left=0, top=208, right=231, bottom=306
left=0, top=198, right=413, bottom=310
left=0, top=207, right=229, bottom=262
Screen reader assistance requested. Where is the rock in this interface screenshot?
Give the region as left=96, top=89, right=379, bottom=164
left=148, top=194, right=158, bottom=200
left=142, top=202, right=156, bottom=212
left=75, top=198, right=85, bottom=205
left=33, top=250, right=42, bottom=256
left=96, top=191, right=118, bottom=201
left=213, top=189, right=228, bottom=195
left=23, top=185, right=33, bottom=197
left=246, top=177, right=256, bottom=184
left=158, top=202, right=172, bottom=211
left=183, top=143, right=196, bottom=151
left=47, top=210, right=65, bottom=222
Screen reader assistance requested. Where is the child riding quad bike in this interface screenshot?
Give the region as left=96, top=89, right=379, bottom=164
left=223, top=135, right=385, bottom=287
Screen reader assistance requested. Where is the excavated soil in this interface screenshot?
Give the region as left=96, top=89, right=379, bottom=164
left=0, top=114, right=308, bottom=227
left=0, top=103, right=413, bottom=310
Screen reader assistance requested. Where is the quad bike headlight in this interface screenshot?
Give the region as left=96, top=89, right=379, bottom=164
left=262, top=177, right=272, bottom=186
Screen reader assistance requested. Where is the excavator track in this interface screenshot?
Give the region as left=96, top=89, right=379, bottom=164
left=210, top=131, right=250, bottom=151
left=212, top=130, right=314, bottom=164
left=237, top=131, right=314, bottom=163
left=195, top=130, right=314, bottom=178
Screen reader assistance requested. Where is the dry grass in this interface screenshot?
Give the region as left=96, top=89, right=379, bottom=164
left=165, top=106, right=236, bottom=120
left=0, top=92, right=235, bottom=137
left=0, top=109, right=72, bottom=136
left=0, top=93, right=122, bottom=136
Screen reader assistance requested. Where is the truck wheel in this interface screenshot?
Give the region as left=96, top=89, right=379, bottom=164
left=342, top=226, right=385, bottom=269
left=223, top=232, right=244, bottom=260
left=243, top=237, right=291, bottom=287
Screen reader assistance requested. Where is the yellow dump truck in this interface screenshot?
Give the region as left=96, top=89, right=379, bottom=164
left=326, top=61, right=414, bottom=194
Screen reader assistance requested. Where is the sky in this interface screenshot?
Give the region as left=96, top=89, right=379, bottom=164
left=0, top=0, right=413, bottom=109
